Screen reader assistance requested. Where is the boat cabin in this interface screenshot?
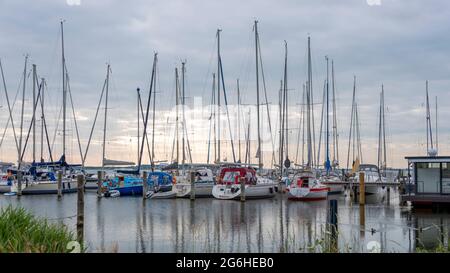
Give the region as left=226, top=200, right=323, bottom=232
left=358, top=164, right=380, bottom=174
left=401, top=156, right=450, bottom=206
left=218, top=167, right=257, bottom=185
left=292, top=171, right=316, bottom=188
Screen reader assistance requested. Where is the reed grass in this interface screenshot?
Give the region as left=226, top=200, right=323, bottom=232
left=0, top=205, right=77, bottom=253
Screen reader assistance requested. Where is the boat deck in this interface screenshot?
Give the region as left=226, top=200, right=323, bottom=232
left=401, top=194, right=450, bottom=204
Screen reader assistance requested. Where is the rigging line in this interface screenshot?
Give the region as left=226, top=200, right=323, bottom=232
left=295, top=84, right=305, bottom=165
left=317, top=80, right=326, bottom=167
left=41, top=80, right=54, bottom=162
left=66, top=72, right=84, bottom=163
left=0, top=59, right=20, bottom=154
left=19, top=80, right=43, bottom=162
left=200, top=36, right=218, bottom=103
left=51, top=104, right=63, bottom=153
left=257, top=34, right=276, bottom=166
left=346, top=76, right=356, bottom=170
left=331, top=60, right=339, bottom=165
left=218, top=56, right=237, bottom=163
left=138, top=87, right=153, bottom=165
left=206, top=74, right=215, bottom=164
left=0, top=66, right=22, bottom=149
left=82, top=78, right=107, bottom=166
left=137, top=53, right=157, bottom=171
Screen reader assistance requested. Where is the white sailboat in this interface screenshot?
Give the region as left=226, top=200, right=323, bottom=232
left=212, top=21, right=277, bottom=200
left=287, top=36, right=329, bottom=201
left=175, top=167, right=215, bottom=198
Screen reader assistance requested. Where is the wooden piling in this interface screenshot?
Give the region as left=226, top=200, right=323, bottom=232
left=76, top=174, right=85, bottom=244
left=143, top=171, right=148, bottom=199
left=327, top=199, right=338, bottom=252
left=97, top=170, right=103, bottom=198
left=57, top=170, right=62, bottom=198
left=190, top=171, right=195, bottom=201
left=359, top=172, right=365, bottom=205
left=240, top=177, right=246, bottom=202
left=359, top=204, right=365, bottom=238
left=387, top=187, right=391, bottom=205
left=17, top=171, right=22, bottom=196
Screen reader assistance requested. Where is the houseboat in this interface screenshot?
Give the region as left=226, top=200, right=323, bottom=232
left=401, top=156, right=450, bottom=206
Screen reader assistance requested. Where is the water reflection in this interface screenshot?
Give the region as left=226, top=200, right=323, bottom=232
left=0, top=190, right=449, bottom=253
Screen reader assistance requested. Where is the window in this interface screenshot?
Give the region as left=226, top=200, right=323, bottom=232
left=416, top=162, right=440, bottom=194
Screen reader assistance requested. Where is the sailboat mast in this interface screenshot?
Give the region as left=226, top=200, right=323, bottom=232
left=152, top=67, right=157, bottom=166
left=325, top=56, right=330, bottom=173
left=175, top=67, right=180, bottom=163
left=32, top=64, right=36, bottom=163
left=137, top=88, right=140, bottom=164
left=40, top=78, right=45, bottom=162
left=306, top=37, right=313, bottom=168
left=346, top=76, right=356, bottom=170
left=213, top=73, right=217, bottom=162
left=279, top=79, right=283, bottom=175
left=61, top=20, right=67, bottom=163
left=19, top=55, right=28, bottom=168
left=216, top=29, right=221, bottom=163
left=101, top=64, right=110, bottom=170
left=237, top=78, right=241, bottom=162
left=377, top=86, right=382, bottom=170
left=331, top=60, right=338, bottom=166
left=435, top=96, right=438, bottom=154
left=425, top=80, right=433, bottom=153
left=283, top=41, right=288, bottom=163
left=254, top=20, right=262, bottom=172
left=181, top=61, right=186, bottom=166
left=382, top=85, right=387, bottom=169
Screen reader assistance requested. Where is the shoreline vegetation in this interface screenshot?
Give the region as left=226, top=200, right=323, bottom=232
left=0, top=206, right=77, bottom=253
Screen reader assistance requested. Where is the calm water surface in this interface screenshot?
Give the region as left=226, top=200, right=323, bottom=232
left=1, top=190, right=449, bottom=253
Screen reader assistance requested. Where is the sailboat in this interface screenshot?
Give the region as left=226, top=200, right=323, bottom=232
left=212, top=21, right=278, bottom=200
left=318, top=58, right=344, bottom=194
left=103, top=54, right=176, bottom=198
left=169, top=62, right=216, bottom=198
left=351, top=84, right=387, bottom=196
left=20, top=21, right=80, bottom=195
left=287, top=36, right=329, bottom=201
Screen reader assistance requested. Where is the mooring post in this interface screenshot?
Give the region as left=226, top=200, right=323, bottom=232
left=57, top=170, right=62, bottom=198
left=143, top=171, right=148, bottom=199
left=77, top=174, right=85, bottom=244
left=328, top=199, right=338, bottom=229
left=240, top=177, right=246, bottom=202
left=359, top=172, right=365, bottom=205
left=17, top=171, right=22, bottom=196
left=327, top=199, right=338, bottom=252
left=97, top=170, right=103, bottom=198
left=387, top=186, right=391, bottom=205
left=190, top=171, right=195, bottom=201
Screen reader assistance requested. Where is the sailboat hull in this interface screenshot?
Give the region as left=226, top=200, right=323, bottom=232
left=212, top=183, right=277, bottom=200
left=175, top=182, right=214, bottom=198
left=287, top=187, right=329, bottom=201
left=21, top=180, right=78, bottom=195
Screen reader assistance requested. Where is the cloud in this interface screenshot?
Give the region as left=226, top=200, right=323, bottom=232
left=1, top=0, right=450, bottom=167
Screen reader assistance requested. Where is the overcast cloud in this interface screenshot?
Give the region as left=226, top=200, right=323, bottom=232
left=0, top=0, right=449, bottom=168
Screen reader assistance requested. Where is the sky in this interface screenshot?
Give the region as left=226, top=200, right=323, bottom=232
left=0, top=0, right=450, bottom=168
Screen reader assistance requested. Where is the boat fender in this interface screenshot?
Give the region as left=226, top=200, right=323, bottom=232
left=274, top=186, right=278, bottom=193
left=145, top=190, right=154, bottom=199
left=109, top=190, right=120, bottom=198
left=269, top=187, right=273, bottom=194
